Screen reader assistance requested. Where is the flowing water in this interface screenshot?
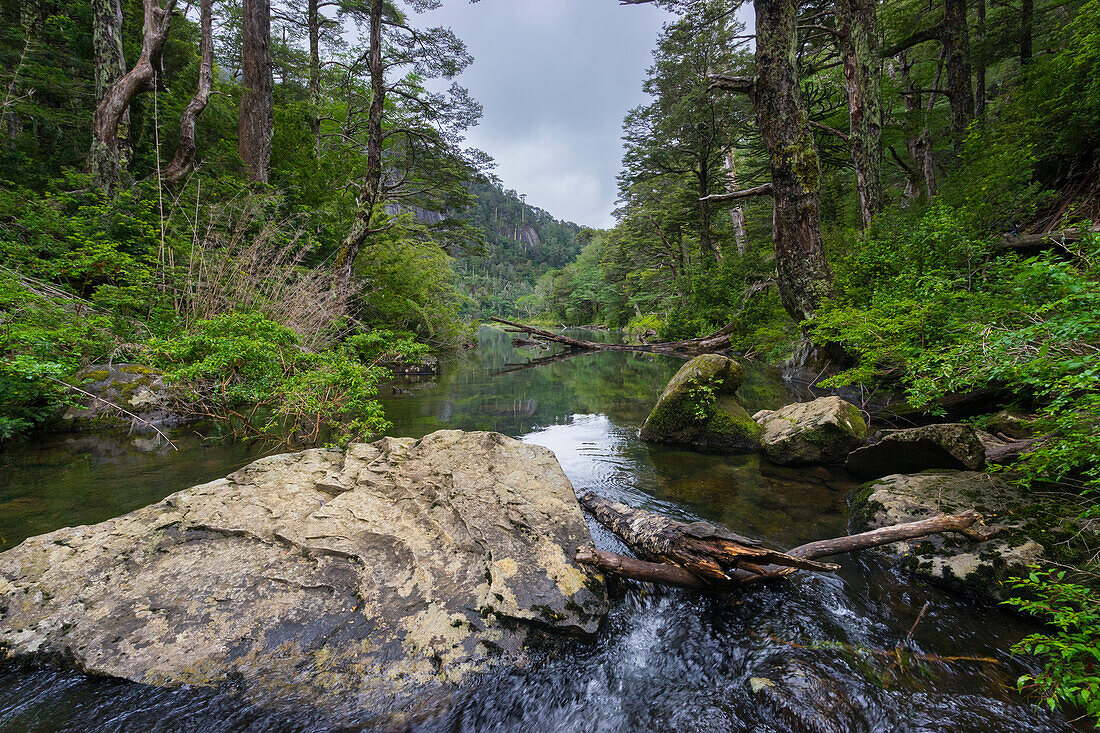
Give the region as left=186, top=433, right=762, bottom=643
left=0, top=327, right=1082, bottom=731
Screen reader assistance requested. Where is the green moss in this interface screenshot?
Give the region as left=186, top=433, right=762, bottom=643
left=120, top=365, right=158, bottom=376
left=80, top=370, right=110, bottom=383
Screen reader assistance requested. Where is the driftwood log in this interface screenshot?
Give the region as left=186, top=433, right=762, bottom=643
left=576, top=493, right=988, bottom=589
left=489, top=280, right=775, bottom=357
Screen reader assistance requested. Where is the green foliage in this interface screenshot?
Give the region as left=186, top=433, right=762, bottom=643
left=148, top=312, right=424, bottom=445
left=1003, top=570, right=1100, bottom=725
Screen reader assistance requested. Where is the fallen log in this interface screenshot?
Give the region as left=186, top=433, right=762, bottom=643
left=576, top=493, right=987, bottom=589
left=489, top=280, right=775, bottom=357
left=998, top=225, right=1099, bottom=252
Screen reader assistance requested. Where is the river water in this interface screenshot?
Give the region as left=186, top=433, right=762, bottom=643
left=0, top=327, right=1081, bottom=731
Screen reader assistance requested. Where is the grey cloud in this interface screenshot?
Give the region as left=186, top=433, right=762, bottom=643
left=421, top=0, right=672, bottom=228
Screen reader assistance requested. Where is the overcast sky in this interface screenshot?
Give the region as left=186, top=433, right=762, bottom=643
left=419, top=1, right=675, bottom=229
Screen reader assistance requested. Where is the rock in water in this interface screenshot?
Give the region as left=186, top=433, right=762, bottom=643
left=59, top=363, right=194, bottom=432
left=752, top=396, right=868, bottom=465
left=0, top=430, right=607, bottom=724
left=640, top=354, right=762, bottom=453
left=845, top=423, right=986, bottom=479
left=849, top=470, right=1098, bottom=600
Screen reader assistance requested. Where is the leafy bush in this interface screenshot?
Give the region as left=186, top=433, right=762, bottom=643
left=1004, top=570, right=1100, bottom=725
left=148, top=312, right=426, bottom=445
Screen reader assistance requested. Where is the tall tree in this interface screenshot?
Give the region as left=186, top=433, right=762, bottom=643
left=619, top=5, right=751, bottom=264
left=91, top=0, right=130, bottom=169
left=710, top=0, right=835, bottom=324
left=239, top=0, right=273, bottom=182
left=333, top=0, right=485, bottom=292
left=835, top=0, right=883, bottom=226
left=164, top=0, right=214, bottom=184
left=91, top=0, right=177, bottom=189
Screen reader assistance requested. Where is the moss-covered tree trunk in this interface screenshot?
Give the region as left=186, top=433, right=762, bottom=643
left=163, top=0, right=212, bottom=184
left=942, top=0, right=974, bottom=148
left=334, top=0, right=385, bottom=292
left=90, top=0, right=176, bottom=190
left=836, top=0, right=884, bottom=227
left=239, top=0, right=273, bottom=183
left=91, top=0, right=130, bottom=172
left=752, top=0, right=834, bottom=324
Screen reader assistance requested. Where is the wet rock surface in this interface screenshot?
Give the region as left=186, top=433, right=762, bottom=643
left=845, top=423, right=986, bottom=479
left=58, top=363, right=194, bottom=432
left=849, top=470, right=1096, bottom=600
left=753, top=396, right=868, bottom=465
left=0, top=430, right=607, bottom=724
left=640, top=354, right=762, bottom=453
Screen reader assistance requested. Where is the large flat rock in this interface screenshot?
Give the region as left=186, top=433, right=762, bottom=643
left=0, top=430, right=607, bottom=724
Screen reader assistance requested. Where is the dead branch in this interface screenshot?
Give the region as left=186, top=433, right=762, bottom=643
left=576, top=494, right=987, bottom=589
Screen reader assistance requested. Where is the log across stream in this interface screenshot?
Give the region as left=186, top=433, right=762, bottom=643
left=576, top=493, right=988, bottom=590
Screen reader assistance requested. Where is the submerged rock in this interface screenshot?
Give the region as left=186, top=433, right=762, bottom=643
left=849, top=470, right=1097, bottom=600
left=845, top=423, right=986, bottom=479
left=58, top=363, right=194, bottom=432
left=640, top=354, right=761, bottom=453
left=752, top=396, right=868, bottom=465
left=0, top=430, right=607, bottom=724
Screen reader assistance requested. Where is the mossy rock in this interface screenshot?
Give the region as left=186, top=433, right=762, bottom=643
left=58, top=363, right=194, bottom=433
left=753, top=396, right=868, bottom=465
left=845, top=423, right=986, bottom=479
left=640, top=355, right=760, bottom=453
left=848, top=470, right=1099, bottom=601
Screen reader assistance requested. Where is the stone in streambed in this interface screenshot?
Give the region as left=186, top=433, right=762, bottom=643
left=844, top=423, right=986, bottom=479
left=640, top=354, right=761, bottom=453
left=0, top=430, right=607, bottom=724
left=752, top=396, right=868, bottom=465
left=848, top=470, right=1098, bottom=600
left=58, top=363, right=195, bottom=432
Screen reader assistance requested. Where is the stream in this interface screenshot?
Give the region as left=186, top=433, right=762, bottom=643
left=0, top=327, right=1082, bottom=731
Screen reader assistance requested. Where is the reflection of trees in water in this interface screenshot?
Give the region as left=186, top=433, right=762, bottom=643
left=382, top=327, right=796, bottom=441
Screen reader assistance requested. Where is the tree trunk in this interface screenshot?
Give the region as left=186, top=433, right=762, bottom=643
left=308, top=0, right=322, bottom=158
left=725, top=149, right=749, bottom=253
left=836, top=0, right=884, bottom=227
left=1019, top=0, right=1033, bottom=65
left=239, top=0, right=273, bottom=183
left=975, top=0, right=986, bottom=118
left=942, top=0, right=974, bottom=148
left=752, top=0, right=834, bottom=324
left=91, top=0, right=130, bottom=170
left=90, top=0, right=177, bottom=190
left=576, top=493, right=987, bottom=589
left=698, top=164, right=721, bottom=262
left=334, top=0, right=385, bottom=291
left=163, top=0, right=212, bottom=184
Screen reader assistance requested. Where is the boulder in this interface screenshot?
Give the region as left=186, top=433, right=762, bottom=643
left=58, top=363, right=194, bottom=432
left=845, top=423, right=986, bottom=479
left=640, top=354, right=761, bottom=453
left=0, top=430, right=607, bottom=724
left=849, top=470, right=1098, bottom=600
left=752, top=396, right=868, bottom=465
left=985, top=410, right=1038, bottom=439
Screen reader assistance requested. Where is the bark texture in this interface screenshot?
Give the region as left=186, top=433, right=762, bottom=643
left=334, top=0, right=385, bottom=290
left=239, top=0, right=273, bottom=183
left=751, top=0, right=834, bottom=324
left=164, top=0, right=213, bottom=184
left=91, top=0, right=129, bottom=169
left=942, top=0, right=974, bottom=147
left=836, top=0, right=884, bottom=226
left=576, top=493, right=987, bottom=589
left=90, top=0, right=177, bottom=189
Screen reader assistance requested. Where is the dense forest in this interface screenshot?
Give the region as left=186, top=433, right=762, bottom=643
left=1, top=0, right=1099, bottom=722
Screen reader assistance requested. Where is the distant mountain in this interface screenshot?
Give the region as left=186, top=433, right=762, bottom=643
left=453, top=182, right=585, bottom=318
